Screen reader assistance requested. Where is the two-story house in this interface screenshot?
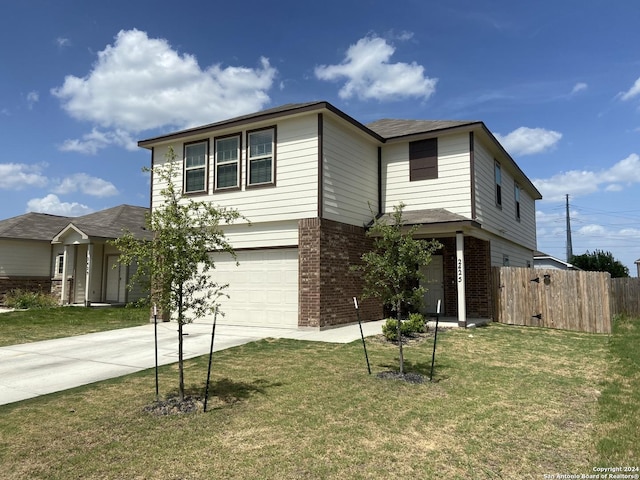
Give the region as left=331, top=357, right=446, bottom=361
left=138, top=101, right=541, bottom=329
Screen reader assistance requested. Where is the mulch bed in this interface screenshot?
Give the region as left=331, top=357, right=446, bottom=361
left=143, top=395, right=204, bottom=416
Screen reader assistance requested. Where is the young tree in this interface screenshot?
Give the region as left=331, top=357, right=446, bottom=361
left=353, top=203, right=441, bottom=374
left=112, top=147, right=245, bottom=401
left=570, top=250, right=629, bottom=278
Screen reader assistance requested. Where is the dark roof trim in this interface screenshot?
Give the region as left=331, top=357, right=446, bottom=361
left=138, top=101, right=384, bottom=148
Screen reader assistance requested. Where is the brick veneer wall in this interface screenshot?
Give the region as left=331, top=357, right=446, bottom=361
left=298, top=218, right=383, bottom=328
left=0, top=276, right=53, bottom=305
left=441, top=236, right=492, bottom=319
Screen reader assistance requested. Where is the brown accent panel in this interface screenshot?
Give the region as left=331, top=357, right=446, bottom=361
left=298, top=218, right=383, bottom=328
left=409, top=138, right=438, bottom=181
left=377, top=147, right=383, bottom=216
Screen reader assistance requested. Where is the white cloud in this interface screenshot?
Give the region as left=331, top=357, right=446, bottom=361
left=495, top=127, right=562, bottom=156
left=26, top=91, right=39, bottom=109
left=571, top=82, right=587, bottom=95
left=52, top=173, right=118, bottom=197
left=620, top=76, right=640, bottom=101
left=51, top=29, right=277, bottom=152
left=56, top=37, right=71, bottom=48
left=314, top=35, right=437, bottom=101
left=26, top=194, right=93, bottom=216
left=58, top=128, right=136, bottom=154
left=534, top=153, right=640, bottom=201
left=0, top=163, right=48, bottom=190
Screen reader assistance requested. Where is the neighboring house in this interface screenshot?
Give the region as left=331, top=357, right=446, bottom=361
left=533, top=251, right=582, bottom=271
left=635, top=258, right=640, bottom=278
left=0, top=205, right=151, bottom=306
left=138, top=101, right=542, bottom=328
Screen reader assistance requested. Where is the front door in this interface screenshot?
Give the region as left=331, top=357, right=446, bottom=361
left=421, top=255, right=444, bottom=314
left=105, top=255, right=122, bottom=302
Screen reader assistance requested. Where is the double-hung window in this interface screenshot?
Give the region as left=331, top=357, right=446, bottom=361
left=55, top=253, right=64, bottom=277
left=495, top=161, right=502, bottom=208
left=215, top=135, right=240, bottom=190
left=247, top=127, right=275, bottom=186
left=514, top=183, right=521, bottom=221
left=184, top=141, right=208, bottom=194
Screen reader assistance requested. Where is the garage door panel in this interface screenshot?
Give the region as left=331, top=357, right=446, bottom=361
left=211, top=248, right=298, bottom=328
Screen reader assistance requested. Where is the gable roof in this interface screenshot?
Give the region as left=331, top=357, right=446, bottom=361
left=52, top=205, right=152, bottom=243
left=0, top=212, right=72, bottom=241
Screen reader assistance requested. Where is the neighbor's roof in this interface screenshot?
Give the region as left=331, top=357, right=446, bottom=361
left=0, top=212, right=72, bottom=241
left=54, top=205, right=152, bottom=242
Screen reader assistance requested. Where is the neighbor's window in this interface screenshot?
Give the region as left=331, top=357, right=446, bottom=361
left=55, top=254, right=64, bottom=276
left=503, top=254, right=510, bottom=266
left=184, top=141, right=208, bottom=193
left=247, top=127, right=275, bottom=186
left=514, top=183, right=521, bottom=221
left=409, top=138, right=438, bottom=181
left=215, top=134, right=240, bottom=190
left=495, top=161, right=502, bottom=208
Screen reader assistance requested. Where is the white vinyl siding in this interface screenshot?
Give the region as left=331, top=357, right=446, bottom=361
left=473, top=140, right=537, bottom=250
left=322, top=115, right=379, bottom=226
left=151, top=115, right=318, bottom=237
left=382, top=133, right=472, bottom=217
left=0, top=240, right=51, bottom=277
left=489, top=235, right=534, bottom=268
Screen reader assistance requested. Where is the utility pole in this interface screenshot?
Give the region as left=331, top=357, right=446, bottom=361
left=566, top=194, right=573, bottom=262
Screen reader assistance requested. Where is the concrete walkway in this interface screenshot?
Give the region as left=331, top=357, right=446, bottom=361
left=0, top=319, right=384, bottom=406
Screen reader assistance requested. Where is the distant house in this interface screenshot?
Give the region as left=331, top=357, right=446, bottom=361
left=635, top=258, right=640, bottom=277
left=533, top=251, right=581, bottom=271
left=0, top=205, right=151, bottom=306
left=139, top=101, right=542, bottom=328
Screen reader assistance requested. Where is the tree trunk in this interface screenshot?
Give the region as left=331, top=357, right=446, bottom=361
left=178, top=285, right=185, bottom=402
left=396, top=301, right=404, bottom=374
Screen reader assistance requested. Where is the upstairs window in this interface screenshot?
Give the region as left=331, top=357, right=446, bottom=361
left=409, top=138, right=438, bottom=181
left=215, top=135, right=240, bottom=190
left=184, top=141, right=208, bottom=194
left=495, top=161, right=502, bottom=208
left=247, top=127, right=276, bottom=186
left=514, top=183, right=521, bottom=220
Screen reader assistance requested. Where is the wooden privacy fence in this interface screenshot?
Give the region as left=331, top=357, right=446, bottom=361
left=611, top=277, right=640, bottom=317
left=492, top=267, right=612, bottom=334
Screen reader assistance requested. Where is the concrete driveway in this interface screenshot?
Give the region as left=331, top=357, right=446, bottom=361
left=0, top=319, right=384, bottom=406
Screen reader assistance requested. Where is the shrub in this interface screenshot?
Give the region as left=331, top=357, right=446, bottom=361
left=4, top=289, right=59, bottom=309
left=382, top=313, right=426, bottom=341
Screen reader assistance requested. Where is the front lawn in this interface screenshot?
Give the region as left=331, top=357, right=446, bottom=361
left=0, top=306, right=149, bottom=346
left=0, top=317, right=637, bottom=479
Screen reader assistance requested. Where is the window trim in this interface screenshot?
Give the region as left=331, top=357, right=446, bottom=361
left=494, top=160, right=502, bottom=208
left=514, top=182, right=521, bottom=221
left=183, top=139, right=209, bottom=195
left=409, top=137, right=438, bottom=181
left=214, top=133, right=242, bottom=191
left=55, top=253, right=64, bottom=277
left=246, top=126, right=276, bottom=188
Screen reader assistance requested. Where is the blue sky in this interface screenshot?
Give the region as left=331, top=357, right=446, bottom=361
left=2, top=0, right=640, bottom=272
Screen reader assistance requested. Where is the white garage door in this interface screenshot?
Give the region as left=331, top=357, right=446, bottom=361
left=211, top=248, right=298, bottom=328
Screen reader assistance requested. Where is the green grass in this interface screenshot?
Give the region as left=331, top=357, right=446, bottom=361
left=0, top=306, right=149, bottom=346
left=594, top=314, right=640, bottom=465
left=2, top=317, right=636, bottom=479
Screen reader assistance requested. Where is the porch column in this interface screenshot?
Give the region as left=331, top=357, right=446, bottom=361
left=84, top=244, right=93, bottom=307
left=456, top=231, right=467, bottom=328
left=60, top=245, right=70, bottom=305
